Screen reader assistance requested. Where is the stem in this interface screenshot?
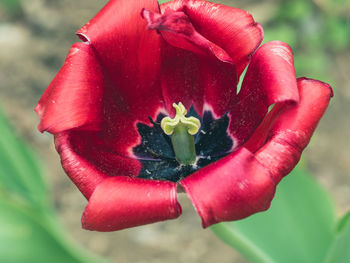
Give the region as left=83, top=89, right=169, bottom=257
left=211, top=224, right=276, bottom=263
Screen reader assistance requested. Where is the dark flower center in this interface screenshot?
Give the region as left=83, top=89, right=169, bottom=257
left=133, top=106, right=234, bottom=182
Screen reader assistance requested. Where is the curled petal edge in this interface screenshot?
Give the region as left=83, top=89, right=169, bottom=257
left=253, top=77, right=333, bottom=183
left=160, top=0, right=264, bottom=76
left=229, top=41, right=299, bottom=147
left=54, top=132, right=108, bottom=200
left=142, top=7, right=238, bottom=117
left=82, top=176, right=181, bottom=231
left=181, top=77, right=333, bottom=228
left=35, top=42, right=104, bottom=134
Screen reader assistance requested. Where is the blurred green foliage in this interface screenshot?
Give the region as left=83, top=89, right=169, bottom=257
left=0, top=0, right=22, bottom=17
left=262, top=0, right=350, bottom=84
left=325, top=211, right=350, bottom=263
left=0, top=109, right=47, bottom=208
left=0, top=108, right=103, bottom=263
left=211, top=167, right=344, bottom=263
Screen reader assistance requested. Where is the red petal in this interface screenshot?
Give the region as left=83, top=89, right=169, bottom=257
left=230, top=41, right=299, bottom=146
left=142, top=9, right=233, bottom=63
left=77, top=0, right=165, bottom=153
left=76, top=0, right=163, bottom=116
left=162, top=0, right=264, bottom=77
left=159, top=45, right=237, bottom=117
left=253, top=77, right=333, bottom=183
left=180, top=147, right=275, bottom=228
left=181, top=77, right=332, bottom=228
left=35, top=42, right=104, bottom=133
left=199, top=57, right=237, bottom=117
left=54, top=132, right=108, bottom=199
left=160, top=46, right=200, bottom=115
left=54, top=131, right=141, bottom=199
left=143, top=7, right=237, bottom=116
left=82, top=176, right=181, bottom=231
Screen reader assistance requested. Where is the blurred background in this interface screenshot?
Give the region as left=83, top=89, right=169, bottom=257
left=0, top=0, right=349, bottom=262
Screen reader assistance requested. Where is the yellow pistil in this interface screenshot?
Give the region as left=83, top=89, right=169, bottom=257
left=161, top=102, right=201, bottom=165
left=161, top=102, right=201, bottom=135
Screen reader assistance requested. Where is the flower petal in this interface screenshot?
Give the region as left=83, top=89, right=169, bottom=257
left=230, top=41, right=299, bottom=146
left=77, top=0, right=165, bottom=154
left=35, top=42, right=104, bottom=133
left=82, top=176, right=181, bottom=231
left=54, top=131, right=141, bottom=199
left=54, top=132, right=107, bottom=199
left=253, top=77, right=333, bottom=183
left=162, top=0, right=264, bottom=77
left=160, top=46, right=200, bottom=115
left=181, top=77, right=332, bottom=228
left=76, top=0, right=163, bottom=116
left=159, top=46, right=237, bottom=117
left=142, top=9, right=233, bottom=63
left=180, top=147, right=275, bottom=228
left=143, top=7, right=237, bottom=116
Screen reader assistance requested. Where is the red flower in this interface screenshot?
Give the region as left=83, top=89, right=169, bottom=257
left=35, top=0, right=333, bottom=231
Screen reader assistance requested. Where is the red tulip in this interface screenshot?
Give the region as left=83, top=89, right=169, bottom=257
left=35, top=0, right=333, bottom=231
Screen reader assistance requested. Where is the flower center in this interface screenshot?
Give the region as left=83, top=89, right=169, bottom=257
left=133, top=105, right=234, bottom=182
left=161, top=102, right=200, bottom=165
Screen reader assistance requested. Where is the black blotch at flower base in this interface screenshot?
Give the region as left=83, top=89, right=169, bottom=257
left=133, top=106, right=234, bottom=182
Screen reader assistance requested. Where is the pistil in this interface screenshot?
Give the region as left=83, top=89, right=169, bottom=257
left=161, top=103, right=200, bottom=165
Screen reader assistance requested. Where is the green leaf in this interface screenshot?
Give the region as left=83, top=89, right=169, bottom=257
left=211, top=167, right=335, bottom=263
left=0, top=108, right=104, bottom=263
left=0, top=108, right=47, bottom=208
left=0, top=198, right=102, bottom=263
left=336, top=211, right=350, bottom=233
left=325, top=211, right=350, bottom=263
left=158, top=0, right=172, bottom=4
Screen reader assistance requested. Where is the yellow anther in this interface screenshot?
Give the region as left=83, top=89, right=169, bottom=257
left=161, top=102, right=201, bottom=135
